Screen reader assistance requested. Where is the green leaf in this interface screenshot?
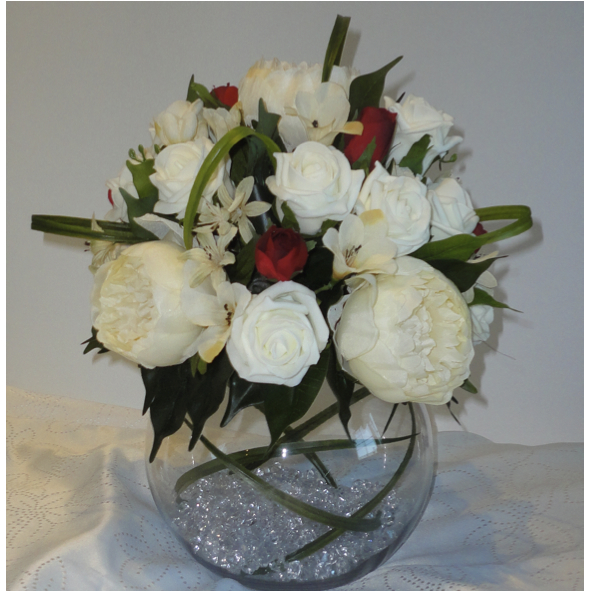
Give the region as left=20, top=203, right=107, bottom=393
left=279, top=201, right=301, bottom=232
left=286, top=403, right=417, bottom=562
left=470, top=287, right=519, bottom=311
left=226, top=233, right=259, bottom=286
left=126, top=158, right=158, bottom=200
left=221, top=374, right=266, bottom=428
left=293, top=245, right=334, bottom=291
left=350, top=137, right=377, bottom=174
left=200, top=435, right=382, bottom=532
left=81, top=327, right=108, bottom=355
left=175, top=434, right=414, bottom=495
left=119, top=188, right=159, bottom=241
left=411, top=204, right=533, bottom=261
left=186, top=351, right=234, bottom=450
left=460, top=378, right=478, bottom=394
left=187, top=79, right=225, bottom=109
left=142, top=353, right=233, bottom=462
left=325, top=346, right=357, bottom=438
left=263, top=347, right=330, bottom=448
left=322, top=15, right=351, bottom=83
left=398, top=134, right=431, bottom=176
left=183, top=126, right=281, bottom=249
left=31, top=215, right=140, bottom=243
left=427, top=256, right=498, bottom=293
left=348, top=56, right=403, bottom=119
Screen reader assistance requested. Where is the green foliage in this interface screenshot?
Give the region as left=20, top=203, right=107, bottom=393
left=126, top=157, right=158, bottom=201
left=470, top=287, right=519, bottom=311
left=119, top=188, right=159, bottom=241
left=279, top=202, right=301, bottom=232
left=31, top=215, right=140, bottom=243
left=398, top=134, right=431, bottom=176
left=294, top=244, right=334, bottom=292
left=322, top=15, right=351, bottom=83
left=81, top=327, right=108, bottom=355
left=460, top=378, right=478, bottom=394
left=325, top=345, right=357, bottom=438
left=226, top=233, right=259, bottom=286
left=427, top=256, right=498, bottom=293
left=186, top=76, right=225, bottom=109
left=142, top=352, right=234, bottom=462
left=350, top=137, right=377, bottom=174
left=348, top=56, right=403, bottom=119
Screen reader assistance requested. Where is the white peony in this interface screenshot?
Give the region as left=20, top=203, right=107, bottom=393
left=226, top=281, right=329, bottom=387
left=266, top=141, right=364, bottom=235
left=238, top=59, right=356, bottom=151
left=428, top=177, right=479, bottom=241
left=150, top=100, right=208, bottom=146
left=91, top=240, right=211, bottom=369
left=150, top=139, right=225, bottom=219
left=330, top=257, right=474, bottom=405
left=355, top=162, right=431, bottom=255
left=384, top=94, right=462, bottom=173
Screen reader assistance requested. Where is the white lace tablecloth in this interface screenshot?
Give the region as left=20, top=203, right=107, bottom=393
left=7, top=386, right=583, bottom=591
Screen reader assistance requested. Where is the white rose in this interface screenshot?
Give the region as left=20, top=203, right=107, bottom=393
left=238, top=59, right=356, bottom=151
left=91, top=240, right=212, bottom=369
left=384, top=94, right=462, bottom=173
left=150, top=100, right=208, bottom=146
left=150, top=139, right=225, bottom=219
left=105, top=165, right=137, bottom=222
left=331, top=257, right=474, bottom=404
left=266, top=141, right=364, bottom=235
left=428, top=177, right=479, bottom=241
left=355, top=161, right=431, bottom=255
left=226, top=281, right=329, bottom=387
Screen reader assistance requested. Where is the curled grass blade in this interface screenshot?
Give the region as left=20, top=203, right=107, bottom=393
left=199, top=435, right=382, bottom=533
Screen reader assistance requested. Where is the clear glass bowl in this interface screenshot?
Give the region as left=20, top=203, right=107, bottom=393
left=146, top=390, right=435, bottom=590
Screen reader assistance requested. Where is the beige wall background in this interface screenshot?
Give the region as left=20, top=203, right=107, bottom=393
left=7, top=2, right=583, bottom=445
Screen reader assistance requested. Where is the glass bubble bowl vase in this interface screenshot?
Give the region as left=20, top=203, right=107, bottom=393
left=146, top=389, right=435, bottom=591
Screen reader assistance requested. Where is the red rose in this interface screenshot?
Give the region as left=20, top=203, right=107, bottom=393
left=255, top=226, right=308, bottom=282
left=343, top=107, right=397, bottom=170
left=473, top=222, right=487, bottom=237
left=211, top=84, right=239, bottom=108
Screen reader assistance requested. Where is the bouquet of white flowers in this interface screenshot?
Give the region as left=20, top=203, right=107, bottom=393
left=32, top=15, right=532, bottom=465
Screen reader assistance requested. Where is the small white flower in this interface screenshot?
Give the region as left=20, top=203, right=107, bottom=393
left=105, top=165, right=137, bottom=222
left=322, top=211, right=398, bottom=280
left=181, top=281, right=252, bottom=363
left=88, top=217, right=128, bottom=274
left=462, top=265, right=498, bottom=345
left=203, top=103, right=242, bottom=142
left=182, top=227, right=237, bottom=288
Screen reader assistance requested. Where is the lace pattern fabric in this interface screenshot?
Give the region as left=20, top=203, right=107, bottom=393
left=7, top=386, right=582, bottom=591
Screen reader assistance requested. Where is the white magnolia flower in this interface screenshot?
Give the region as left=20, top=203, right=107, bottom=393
left=182, top=227, right=237, bottom=288
left=198, top=176, right=270, bottom=243
left=238, top=58, right=356, bottom=151
left=384, top=94, right=462, bottom=173
left=267, top=141, right=365, bottom=235
left=462, top=266, right=498, bottom=345
left=330, top=257, right=474, bottom=405
left=226, top=281, right=329, bottom=387
left=181, top=280, right=251, bottom=363
left=283, top=82, right=363, bottom=148
left=355, top=161, right=431, bottom=255
left=91, top=240, right=210, bottom=369
left=322, top=211, right=398, bottom=280
left=428, top=177, right=479, bottom=241
left=203, top=103, right=242, bottom=142
left=105, top=165, right=137, bottom=222
left=150, top=100, right=208, bottom=146
left=150, top=138, right=225, bottom=219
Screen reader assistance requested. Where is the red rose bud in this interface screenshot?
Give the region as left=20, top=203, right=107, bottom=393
left=344, top=107, right=397, bottom=170
left=255, top=226, right=308, bottom=282
left=211, top=84, right=239, bottom=108
left=473, top=222, right=487, bottom=236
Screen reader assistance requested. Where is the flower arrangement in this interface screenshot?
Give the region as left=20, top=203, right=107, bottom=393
left=31, top=15, right=532, bottom=465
